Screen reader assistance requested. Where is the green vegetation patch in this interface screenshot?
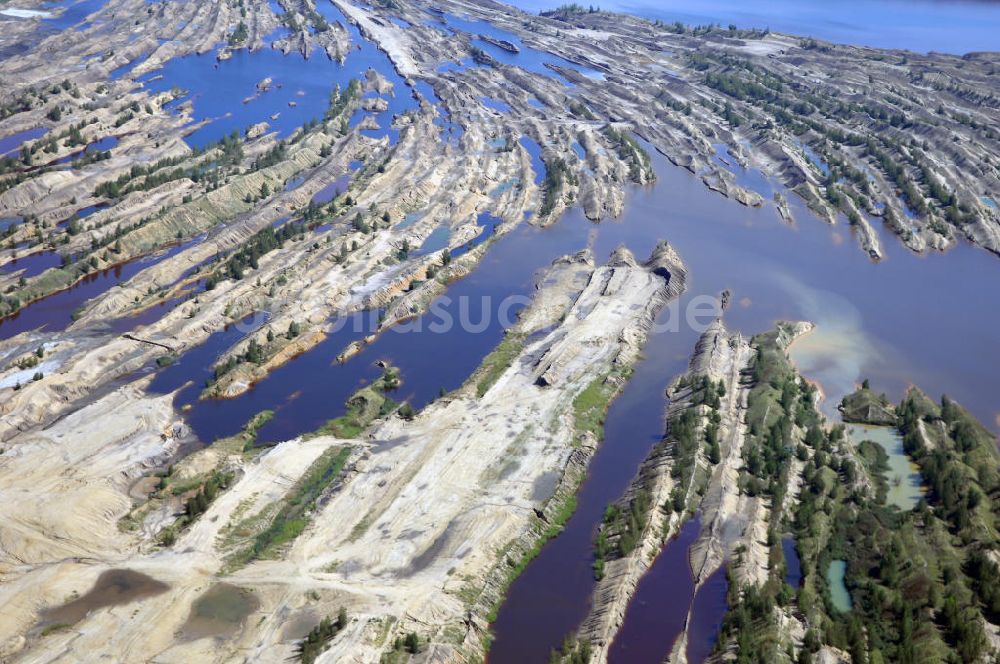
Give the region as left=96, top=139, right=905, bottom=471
left=225, top=446, right=352, bottom=569
left=305, top=367, right=403, bottom=439
left=488, top=491, right=578, bottom=625
left=839, top=380, right=898, bottom=425
left=118, top=410, right=271, bottom=541
left=572, top=370, right=629, bottom=443
left=539, top=157, right=577, bottom=217
left=298, top=609, right=349, bottom=664
left=473, top=333, right=526, bottom=398
left=604, top=126, right=653, bottom=183
left=721, top=373, right=1000, bottom=662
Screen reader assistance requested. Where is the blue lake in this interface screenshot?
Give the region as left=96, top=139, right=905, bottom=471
left=42, top=0, right=106, bottom=31
left=518, top=136, right=545, bottom=185
left=414, top=224, right=450, bottom=255
left=480, top=96, right=511, bottom=114
left=140, top=1, right=416, bottom=149
left=502, top=0, right=1000, bottom=54
left=491, top=144, right=1000, bottom=660
left=55, top=136, right=119, bottom=165
left=0, top=249, right=63, bottom=279
left=0, top=217, right=22, bottom=234
left=310, top=160, right=362, bottom=204
left=798, top=141, right=830, bottom=177
left=414, top=211, right=503, bottom=258
left=713, top=143, right=774, bottom=199
left=0, top=237, right=201, bottom=340
left=432, top=10, right=604, bottom=84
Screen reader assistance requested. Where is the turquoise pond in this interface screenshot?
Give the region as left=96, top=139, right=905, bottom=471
left=846, top=424, right=925, bottom=511
left=827, top=560, right=853, bottom=612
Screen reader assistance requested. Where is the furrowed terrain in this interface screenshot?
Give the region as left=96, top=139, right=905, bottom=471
left=0, top=0, right=998, bottom=662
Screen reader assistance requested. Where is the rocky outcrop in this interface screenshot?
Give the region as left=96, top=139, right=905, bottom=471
left=535, top=242, right=685, bottom=388
left=685, top=323, right=760, bottom=587
left=839, top=386, right=898, bottom=426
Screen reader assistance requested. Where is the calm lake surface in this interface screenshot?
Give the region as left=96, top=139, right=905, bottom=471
left=503, top=0, right=1000, bottom=54
left=846, top=423, right=925, bottom=510
left=139, top=2, right=416, bottom=148
left=827, top=559, right=853, bottom=612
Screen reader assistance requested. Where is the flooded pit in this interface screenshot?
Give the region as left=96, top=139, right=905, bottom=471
left=181, top=583, right=261, bottom=641
left=38, top=569, right=169, bottom=628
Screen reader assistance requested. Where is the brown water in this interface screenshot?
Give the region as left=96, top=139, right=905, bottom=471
left=38, top=569, right=169, bottom=628
left=181, top=583, right=261, bottom=641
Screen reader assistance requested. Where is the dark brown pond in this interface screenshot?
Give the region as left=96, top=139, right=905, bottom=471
left=180, top=583, right=260, bottom=641
left=38, top=569, right=169, bottom=628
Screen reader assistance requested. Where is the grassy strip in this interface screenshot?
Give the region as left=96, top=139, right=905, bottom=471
left=117, top=410, right=272, bottom=536
left=474, top=333, right=526, bottom=398
left=225, top=446, right=352, bottom=569
left=572, top=370, right=631, bottom=443
left=477, top=368, right=637, bottom=656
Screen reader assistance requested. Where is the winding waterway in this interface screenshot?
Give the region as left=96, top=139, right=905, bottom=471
left=0, top=236, right=201, bottom=341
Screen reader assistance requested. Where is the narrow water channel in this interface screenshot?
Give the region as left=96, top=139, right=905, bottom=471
left=686, top=566, right=729, bottom=663
left=0, top=236, right=201, bottom=341
left=150, top=210, right=600, bottom=445
left=605, top=518, right=702, bottom=663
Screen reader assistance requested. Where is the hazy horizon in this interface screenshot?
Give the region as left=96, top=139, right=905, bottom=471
left=504, top=0, right=1000, bottom=54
